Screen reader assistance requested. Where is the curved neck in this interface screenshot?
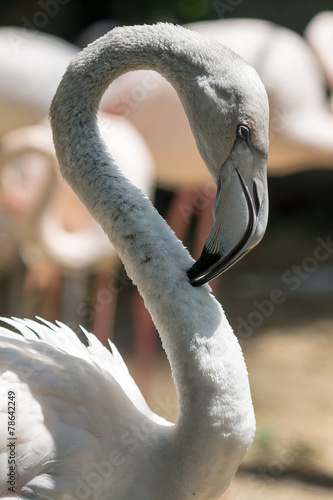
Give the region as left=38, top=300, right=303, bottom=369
left=50, top=24, right=218, bottom=344
left=50, top=24, right=255, bottom=498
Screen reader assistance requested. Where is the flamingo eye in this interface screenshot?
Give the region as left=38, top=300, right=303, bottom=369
left=237, top=124, right=250, bottom=140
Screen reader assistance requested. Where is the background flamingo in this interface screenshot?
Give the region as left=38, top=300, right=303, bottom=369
left=304, top=11, right=333, bottom=108
left=0, top=113, right=155, bottom=389
left=0, top=27, right=158, bottom=381
left=0, top=27, right=78, bottom=135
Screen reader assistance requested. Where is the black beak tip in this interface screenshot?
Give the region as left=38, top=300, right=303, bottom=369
left=187, top=267, right=205, bottom=287
left=187, top=246, right=223, bottom=287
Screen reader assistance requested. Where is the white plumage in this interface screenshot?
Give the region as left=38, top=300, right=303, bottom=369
left=0, top=23, right=270, bottom=499
left=0, top=27, right=78, bottom=135
left=0, top=317, right=169, bottom=499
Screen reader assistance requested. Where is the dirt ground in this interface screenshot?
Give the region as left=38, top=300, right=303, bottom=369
left=231, top=475, right=333, bottom=500
left=235, top=320, right=333, bottom=499
left=127, top=318, right=333, bottom=500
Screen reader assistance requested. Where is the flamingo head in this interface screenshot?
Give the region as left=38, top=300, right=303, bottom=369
left=182, top=41, right=269, bottom=286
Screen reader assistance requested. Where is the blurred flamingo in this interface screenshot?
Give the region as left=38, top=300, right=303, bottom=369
left=0, top=27, right=78, bottom=135
left=304, top=11, right=333, bottom=108
left=0, top=113, right=155, bottom=387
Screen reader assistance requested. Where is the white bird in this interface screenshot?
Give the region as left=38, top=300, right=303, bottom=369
left=0, top=115, right=153, bottom=343
left=0, top=23, right=269, bottom=499
left=0, top=114, right=153, bottom=273
left=304, top=11, right=333, bottom=108
left=0, top=27, right=78, bottom=136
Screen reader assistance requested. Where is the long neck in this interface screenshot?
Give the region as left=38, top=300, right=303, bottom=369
left=50, top=24, right=255, bottom=498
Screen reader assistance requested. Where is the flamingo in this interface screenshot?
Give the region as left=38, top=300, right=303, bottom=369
left=0, top=23, right=269, bottom=499
left=0, top=114, right=153, bottom=344
left=0, top=115, right=153, bottom=274
left=0, top=26, right=155, bottom=349
left=0, top=27, right=78, bottom=136
left=304, top=11, right=333, bottom=108
left=0, top=28, right=78, bottom=316
left=0, top=26, right=156, bottom=385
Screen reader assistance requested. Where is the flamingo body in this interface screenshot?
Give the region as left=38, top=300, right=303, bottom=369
left=0, top=114, right=153, bottom=274
left=304, top=11, right=333, bottom=105
left=0, top=28, right=78, bottom=135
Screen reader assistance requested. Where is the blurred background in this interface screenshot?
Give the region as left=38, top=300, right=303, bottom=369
left=1, top=1, right=333, bottom=499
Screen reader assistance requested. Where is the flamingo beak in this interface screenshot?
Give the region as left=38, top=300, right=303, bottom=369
left=188, top=147, right=268, bottom=287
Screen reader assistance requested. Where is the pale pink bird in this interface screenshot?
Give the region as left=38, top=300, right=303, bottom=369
left=0, top=114, right=154, bottom=349
left=304, top=11, right=333, bottom=108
